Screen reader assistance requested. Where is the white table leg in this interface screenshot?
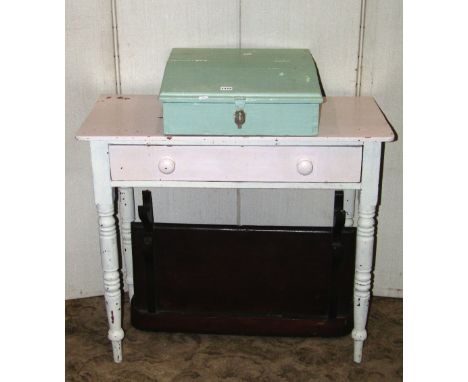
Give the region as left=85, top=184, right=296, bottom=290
left=352, top=142, right=381, bottom=363
left=91, top=142, right=124, bottom=363
left=97, top=203, right=124, bottom=362
left=119, top=187, right=135, bottom=301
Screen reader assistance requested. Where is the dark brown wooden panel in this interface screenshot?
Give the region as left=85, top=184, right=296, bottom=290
left=131, top=223, right=355, bottom=336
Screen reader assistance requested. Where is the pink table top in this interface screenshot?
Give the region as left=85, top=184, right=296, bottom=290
left=76, top=95, right=394, bottom=145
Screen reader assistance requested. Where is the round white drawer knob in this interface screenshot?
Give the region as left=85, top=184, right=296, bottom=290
left=158, top=157, right=175, bottom=174
left=297, top=159, right=313, bottom=176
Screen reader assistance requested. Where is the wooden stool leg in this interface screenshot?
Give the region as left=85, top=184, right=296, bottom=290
left=119, top=187, right=135, bottom=300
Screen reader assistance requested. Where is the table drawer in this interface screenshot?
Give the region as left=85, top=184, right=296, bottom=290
left=109, top=145, right=362, bottom=183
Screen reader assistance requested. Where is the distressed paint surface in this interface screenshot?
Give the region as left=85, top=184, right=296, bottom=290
left=77, top=96, right=394, bottom=143
left=352, top=142, right=381, bottom=363
left=119, top=188, right=135, bottom=300
left=85, top=131, right=388, bottom=364
left=91, top=141, right=125, bottom=363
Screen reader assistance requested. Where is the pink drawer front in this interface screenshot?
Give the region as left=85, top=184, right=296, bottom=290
left=109, top=145, right=362, bottom=183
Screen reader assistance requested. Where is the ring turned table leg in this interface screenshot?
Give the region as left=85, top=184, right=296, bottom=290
left=97, top=203, right=124, bottom=362
left=352, top=142, right=381, bottom=363
left=91, top=142, right=124, bottom=363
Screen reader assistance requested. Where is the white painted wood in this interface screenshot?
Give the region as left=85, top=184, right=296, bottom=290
left=116, top=181, right=361, bottom=190
left=96, top=203, right=123, bottom=363
left=118, top=187, right=135, bottom=300
left=90, top=142, right=123, bottom=363
left=240, top=0, right=362, bottom=96
left=352, top=142, right=381, bottom=363
left=158, top=157, right=175, bottom=175
left=90, top=143, right=113, bottom=205
left=297, top=160, right=313, bottom=176
left=65, top=0, right=116, bottom=300
left=76, top=96, right=394, bottom=144
left=83, top=108, right=390, bottom=364
left=360, top=0, right=403, bottom=298
left=108, top=145, right=363, bottom=183
left=344, top=190, right=356, bottom=227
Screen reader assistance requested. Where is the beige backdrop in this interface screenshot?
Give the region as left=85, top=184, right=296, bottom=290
left=66, top=0, right=402, bottom=299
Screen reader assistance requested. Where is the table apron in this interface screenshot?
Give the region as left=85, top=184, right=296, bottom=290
left=109, top=180, right=361, bottom=189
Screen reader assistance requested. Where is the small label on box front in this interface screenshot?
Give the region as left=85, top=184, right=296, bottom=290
left=220, top=86, right=233, bottom=91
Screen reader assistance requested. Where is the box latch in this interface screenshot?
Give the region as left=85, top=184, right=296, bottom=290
left=234, top=99, right=246, bottom=129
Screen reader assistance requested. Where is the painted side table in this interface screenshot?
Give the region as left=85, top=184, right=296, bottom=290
left=76, top=95, right=394, bottom=363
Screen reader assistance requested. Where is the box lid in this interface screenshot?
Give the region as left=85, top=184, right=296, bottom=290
left=159, top=48, right=323, bottom=104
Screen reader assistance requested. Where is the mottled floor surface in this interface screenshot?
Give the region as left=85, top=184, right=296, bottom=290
left=66, top=296, right=402, bottom=381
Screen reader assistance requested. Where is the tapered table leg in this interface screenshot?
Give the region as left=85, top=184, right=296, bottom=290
left=91, top=142, right=124, bottom=363
left=352, top=142, right=381, bottom=363
left=119, top=187, right=135, bottom=301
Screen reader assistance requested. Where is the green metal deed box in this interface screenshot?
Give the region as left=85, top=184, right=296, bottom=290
left=159, top=48, right=323, bottom=136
